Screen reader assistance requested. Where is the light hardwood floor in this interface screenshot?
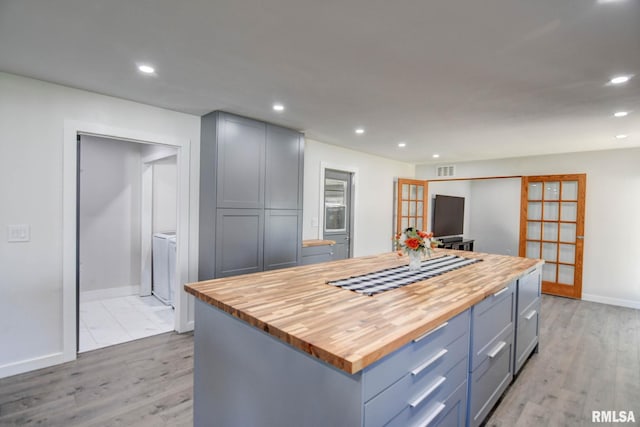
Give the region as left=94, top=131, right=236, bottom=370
left=486, top=294, right=640, bottom=426
left=1, top=295, right=638, bottom=426
left=0, top=332, right=193, bottom=426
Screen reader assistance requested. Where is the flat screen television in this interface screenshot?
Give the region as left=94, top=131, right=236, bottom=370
left=432, top=194, right=464, bottom=237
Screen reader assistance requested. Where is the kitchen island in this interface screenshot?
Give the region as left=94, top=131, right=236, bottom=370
left=185, top=250, right=543, bottom=427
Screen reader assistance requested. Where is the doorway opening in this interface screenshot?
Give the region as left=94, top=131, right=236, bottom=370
left=322, top=168, right=355, bottom=259
left=76, top=134, right=178, bottom=353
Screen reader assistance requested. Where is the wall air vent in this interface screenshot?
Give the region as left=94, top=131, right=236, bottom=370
left=436, top=165, right=456, bottom=177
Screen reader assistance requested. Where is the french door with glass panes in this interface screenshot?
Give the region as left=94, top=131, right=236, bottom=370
left=519, top=174, right=586, bottom=299
left=396, top=179, right=428, bottom=234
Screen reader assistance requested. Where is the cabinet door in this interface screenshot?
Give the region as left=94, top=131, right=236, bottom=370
left=215, top=209, right=264, bottom=277
left=264, top=210, right=302, bottom=270
left=216, top=113, right=266, bottom=209
left=265, top=125, right=303, bottom=210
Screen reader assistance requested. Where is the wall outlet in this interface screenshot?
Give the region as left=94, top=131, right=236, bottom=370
left=8, top=224, right=30, bottom=242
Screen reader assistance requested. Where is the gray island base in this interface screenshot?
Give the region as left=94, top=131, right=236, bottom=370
left=190, top=259, right=542, bottom=427
left=194, top=300, right=470, bottom=427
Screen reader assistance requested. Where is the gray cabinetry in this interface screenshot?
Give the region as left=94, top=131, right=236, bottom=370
left=364, top=309, right=470, bottom=427
left=215, top=209, right=264, bottom=277
left=265, top=125, right=303, bottom=210
left=468, top=281, right=516, bottom=427
left=194, top=303, right=470, bottom=427
left=301, top=243, right=334, bottom=265
left=514, top=266, right=542, bottom=374
left=216, top=113, right=266, bottom=209
left=264, top=210, right=302, bottom=271
left=199, top=111, right=304, bottom=280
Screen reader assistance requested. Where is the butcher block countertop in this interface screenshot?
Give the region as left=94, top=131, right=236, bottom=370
left=302, top=239, right=336, bottom=247
left=184, top=250, right=543, bottom=374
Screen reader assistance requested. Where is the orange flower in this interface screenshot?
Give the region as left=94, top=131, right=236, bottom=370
left=418, top=231, right=427, bottom=238
left=426, top=232, right=433, bottom=238
left=397, top=251, right=403, bottom=256
left=405, top=237, right=421, bottom=250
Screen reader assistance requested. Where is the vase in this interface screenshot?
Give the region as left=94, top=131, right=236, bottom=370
left=408, top=251, right=422, bottom=271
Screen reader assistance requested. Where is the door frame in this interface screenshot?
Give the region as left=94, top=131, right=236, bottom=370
left=518, top=174, right=586, bottom=299
left=319, top=162, right=357, bottom=257
left=63, top=120, right=191, bottom=363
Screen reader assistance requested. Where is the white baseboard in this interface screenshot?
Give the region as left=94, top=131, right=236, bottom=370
left=0, top=351, right=68, bottom=380
left=80, top=285, right=139, bottom=302
left=582, top=293, right=640, bottom=310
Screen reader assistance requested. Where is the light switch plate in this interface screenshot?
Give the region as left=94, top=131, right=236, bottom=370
left=8, top=224, right=30, bottom=242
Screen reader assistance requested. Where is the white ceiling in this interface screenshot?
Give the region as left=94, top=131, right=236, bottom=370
left=1, top=0, right=639, bottom=164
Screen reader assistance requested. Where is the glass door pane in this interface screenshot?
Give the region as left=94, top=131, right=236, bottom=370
left=520, top=174, right=585, bottom=299
left=396, top=179, right=428, bottom=236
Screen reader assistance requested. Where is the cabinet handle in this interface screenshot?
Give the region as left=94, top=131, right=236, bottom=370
left=412, top=402, right=446, bottom=427
left=493, top=287, right=509, bottom=297
left=525, top=309, right=537, bottom=320
left=413, top=322, right=448, bottom=343
left=526, top=268, right=537, bottom=276
left=409, top=376, right=446, bottom=408
left=411, top=348, right=448, bottom=376
left=487, top=341, right=507, bottom=359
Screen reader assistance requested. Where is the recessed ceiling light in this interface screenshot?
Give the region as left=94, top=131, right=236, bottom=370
left=398, top=142, right=406, bottom=148
left=609, top=75, right=632, bottom=85
left=432, top=154, right=440, bottom=158
left=616, top=134, right=628, bottom=139
left=273, top=104, right=284, bottom=112
left=614, top=111, right=629, bottom=117
left=138, top=64, right=155, bottom=74
left=355, top=128, right=365, bottom=135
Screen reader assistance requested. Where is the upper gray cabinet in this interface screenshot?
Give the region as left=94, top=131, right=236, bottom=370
left=265, top=125, right=304, bottom=210
left=216, top=113, right=266, bottom=209
left=199, top=111, right=305, bottom=281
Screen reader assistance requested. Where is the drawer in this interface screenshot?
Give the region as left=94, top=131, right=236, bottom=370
left=363, top=309, right=470, bottom=402
left=383, top=358, right=468, bottom=427
left=518, top=267, right=541, bottom=315
left=468, top=332, right=514, bottom=427
left=301, top=245, right=334, bottom=256
left=364, top=334, right=469, bottom=427
left=301, top=245, right=334, bottom=265
left=514, top=299, right=540, bottom=374
left=431, top=380, right=467, bottom=427
left=471, top=281, right=515, bottom=370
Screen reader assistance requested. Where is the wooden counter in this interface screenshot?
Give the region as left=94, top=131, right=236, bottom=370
left=302, top=239, right=336, bottom=247
left=185, top=249, right=542, bottom=374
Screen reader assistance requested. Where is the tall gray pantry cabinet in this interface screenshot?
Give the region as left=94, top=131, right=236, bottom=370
left=199, top=111, right=304, bottom=280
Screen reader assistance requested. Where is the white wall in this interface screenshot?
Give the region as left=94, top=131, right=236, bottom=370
left=152, top=156, right=177, bottom=234
left=468, top=179, right=521, bottom=256
left=303, top=139, right=414, bottom=257
left=80, top=135, right=142, bottom=293
left=417, top=148, right=640, bottom=308
left=0, top=72, right=200, bottom=378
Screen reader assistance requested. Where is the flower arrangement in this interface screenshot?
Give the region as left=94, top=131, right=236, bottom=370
left=393, top=227, right=440, bottom=258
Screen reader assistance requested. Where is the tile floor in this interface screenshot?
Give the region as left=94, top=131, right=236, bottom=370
left=79, top=294, right=174, bottom=353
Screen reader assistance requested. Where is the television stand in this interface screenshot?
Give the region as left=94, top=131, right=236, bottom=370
left=440, top=236, right=463, bottom=243
left=438, top=238, right=474, bottom=252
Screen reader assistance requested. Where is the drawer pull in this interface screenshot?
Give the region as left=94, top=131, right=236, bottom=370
left=493, top=287, right=509, bottom=297
left=413, top=322, right=448, bottom=343
left=525, top=309, right=537, bottom=320
left=412, top=402, right=446, bottom=427
left=409, top=376, right=446, bottom=408
left=487, top=341, right=507, bottom=359
left=411, top=348, right=448, bottom=376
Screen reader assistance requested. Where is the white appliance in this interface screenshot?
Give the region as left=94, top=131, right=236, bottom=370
left=153, top=232, right=176, bottom=306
